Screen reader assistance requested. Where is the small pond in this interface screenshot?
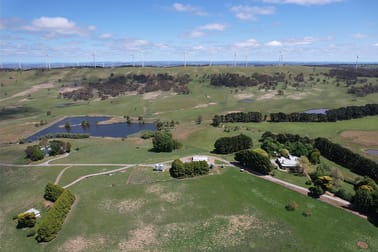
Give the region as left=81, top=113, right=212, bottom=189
left=239, top=98, right=253, bottom=103
left=366, top=149, right=378, bottom=157
left=304, top=108, right=328, bottom=114
left=26, top=116, right=156, bottom=142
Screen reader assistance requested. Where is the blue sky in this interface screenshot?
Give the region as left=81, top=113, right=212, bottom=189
left=1, top=0, right=377, bottom=63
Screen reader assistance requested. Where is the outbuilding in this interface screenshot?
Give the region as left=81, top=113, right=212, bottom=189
left=24, top=208, right=41, bottom=218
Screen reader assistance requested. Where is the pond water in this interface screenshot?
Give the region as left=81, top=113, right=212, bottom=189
left=239, top=98, right=253, bottom=103
left=366, top=149, right=378, bottom=157
left=304, top=108, right=328, bottom=114
left=26, top=116, right=156, bottom=142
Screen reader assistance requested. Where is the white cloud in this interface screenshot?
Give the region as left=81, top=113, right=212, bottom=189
left=234, top=38, right=260, bottom=48
left=286, top=36, right=316, bottom=45
left=123, top=39, right=150, bottom=51
left=187, top=30, right=206, bottom=38
left=99, top=33, right=112, bottom=39
left=22, top=16, right=95, bottom=37
left=266, top=40, right=283, bottom=46
left=353, top=33, right=368, bottom=39
left=262, top=0, right=343, bottom=5
left=230, top=5, right=275, bottom=21
left=172, top=3, right=207, bottom=16
left=373, top=43, right=378, bottom=47
left=184, top=23, right=226, bottom=38
left=200, top=23, right=226, bottom=31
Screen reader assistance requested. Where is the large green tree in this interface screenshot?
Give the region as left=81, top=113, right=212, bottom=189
left=235, top=149, right=273, bottom=175
left=152, top=131, right=174, bottom=152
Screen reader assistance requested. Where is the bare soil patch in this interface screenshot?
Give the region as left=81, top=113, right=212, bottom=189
left=194, top=102, right=217, bottom=109
left=59, top=86, right=83, bottom=93
left=287, top=92, right=308, bottom=100
left=357, top=241, right=369, bottom=249
left=340, top=131, right=378, bottom=147
left=11, top=83, right=54, bottom=99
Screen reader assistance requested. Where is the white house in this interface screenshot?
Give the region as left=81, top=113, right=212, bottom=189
left=24, top=208, right=41, bottom=218
left=192, top=155, right=209, bottom=163
left=276, top=155, right=299, bottom=169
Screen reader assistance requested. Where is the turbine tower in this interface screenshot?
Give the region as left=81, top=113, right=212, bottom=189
left=92, top=52, right=96, bottom=68
left=184, top=51, right=187, bottom=68
left=233, top=52, right=237, bottom=67
left=279, top=50, right=283, bottom=66
left=355, top=55, right=359, bottom=71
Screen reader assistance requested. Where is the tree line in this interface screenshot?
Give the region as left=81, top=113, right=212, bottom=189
left=314, top=138, right=378, bottom=183
left=213, top=134, right=253, bottom=154
left=212, top=104, right=378, bottom=125
left=170, top=159, right=210, bottom=178
left=212, top=112, right=264, bottom=126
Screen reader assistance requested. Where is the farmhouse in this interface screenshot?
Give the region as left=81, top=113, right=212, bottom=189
left=276, top=155, right=299, bottom=170
left=24, top=208, right=41, bottom=218
left=192, top=155, right=209, bottom=162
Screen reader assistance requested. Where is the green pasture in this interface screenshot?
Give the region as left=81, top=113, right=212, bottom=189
left=1, top=166, right=377, bottom=251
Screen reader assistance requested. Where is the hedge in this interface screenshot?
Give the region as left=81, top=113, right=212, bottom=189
left=36, top=189, right=75, bottom=242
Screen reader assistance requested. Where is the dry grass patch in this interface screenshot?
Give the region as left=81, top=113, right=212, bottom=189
left=235, top=93, right=255, bottom=99
left=340, top=130, right=378, bottom=147
left=256, top=91, right=277, bottom=100
left=98, top=199, right=145, bottom=213
left=118, top=225, right=157, bottom=251
left=58, top=235, right=105, bottom=252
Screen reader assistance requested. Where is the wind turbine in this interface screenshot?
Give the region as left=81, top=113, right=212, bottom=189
left=355, top=55, right=359, bottom=71
left=233, top=52, right=237, bottom=67
left=92, top=52, right=96, bottom=68
left=279, top=50, right=283, bottom=66
left=132, top=54, right=135, bottom=67
left=184, top=51, right=187, bottom=68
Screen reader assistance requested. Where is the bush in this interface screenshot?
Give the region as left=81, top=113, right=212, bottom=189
left=308, top=186, right=324, bottom=198
left=335, top=189, right=353, bottom=202
left=302, top=208, right=312, bottom=217
left=285, top=200, right=298, bottom=211
left=16, top=212, right=37, bottom=228
left=44, top=183, right=64, bottom=202
left=140, top=130, right=155, bottom=139
left=152, top=131, right=174, bottom=152
left=25, top=145, right=44, bottom=161
left=235, top=149, right=274, bottom=175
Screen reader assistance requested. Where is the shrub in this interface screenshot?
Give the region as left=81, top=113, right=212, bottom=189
left=335, top=189, right=353, bottom=202
left=308, top=186, right=324, bottom=198
left=16, top=212, right=37, bottom=228
left=169, top=159, right=210, bottom=179
left=140, top=130, right=155, bottom=139
left=44, top=183, right=64, bottom=202
left=302, top=208, right=312, bottom=217
left=285, top=200, right=298, bottom=211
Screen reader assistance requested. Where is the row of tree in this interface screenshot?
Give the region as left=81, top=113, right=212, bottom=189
left=212, top=112, right=264, bottom=126
left=213, top=134, right=253, bottom=154
left=212, top=104, right=378, bottom=125
left=44, top=183, right=64, bottom=202
left=36, top=189, right=75, bottom=242
left=348, top=84, right=378, bottom=97
left=170, top=159, right=210, bottom=178
left=314, top=138, right=378, bottom=183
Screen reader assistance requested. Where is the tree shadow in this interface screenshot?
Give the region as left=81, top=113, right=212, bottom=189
left=0, top=106, right=39, bottom=121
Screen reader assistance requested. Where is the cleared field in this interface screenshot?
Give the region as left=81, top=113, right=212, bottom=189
left=1, top=167, right=377, bottom=251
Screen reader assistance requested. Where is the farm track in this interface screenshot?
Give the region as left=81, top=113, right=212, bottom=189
left=0, top=154, right=367, bottom=219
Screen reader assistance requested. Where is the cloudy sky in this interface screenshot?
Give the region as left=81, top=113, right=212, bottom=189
left=1, top=0, right=377, bottom=63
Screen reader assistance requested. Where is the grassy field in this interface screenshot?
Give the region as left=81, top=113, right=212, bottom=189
left=1, top=66, right=377, bottom=251
left=0, top=166, right=377, bottom=251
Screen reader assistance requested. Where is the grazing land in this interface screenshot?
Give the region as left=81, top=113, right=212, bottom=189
left=0, top=65, right=378, bottom=251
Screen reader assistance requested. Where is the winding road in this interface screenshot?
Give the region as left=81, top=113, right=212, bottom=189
left=0, top=153, right=367, bottom=219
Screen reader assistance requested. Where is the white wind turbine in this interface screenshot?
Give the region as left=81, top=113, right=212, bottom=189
left=355, top=55, right=359, bottom=71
